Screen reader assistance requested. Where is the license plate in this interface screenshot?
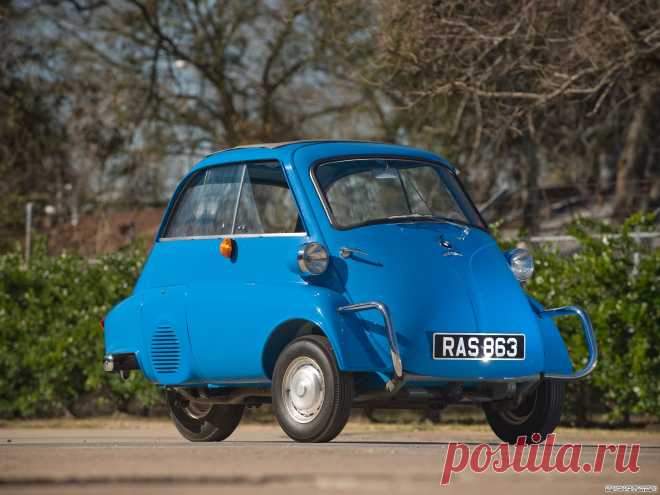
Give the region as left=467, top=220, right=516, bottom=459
left=433, top=333, right=525, bottom=360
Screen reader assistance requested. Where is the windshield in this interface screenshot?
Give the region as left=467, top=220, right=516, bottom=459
left=314, top=159, right=486, bottom=230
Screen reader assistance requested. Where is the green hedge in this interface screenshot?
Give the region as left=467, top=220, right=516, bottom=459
left=0, top=214, right=658, bottom=424
left=523, top=213, right=659, bottom=425
left=0, top=241, right=161, bottom=418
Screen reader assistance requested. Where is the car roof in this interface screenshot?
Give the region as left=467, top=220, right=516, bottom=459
left=205, top=139, right=389, bottom=155
left=193, top=140, right=455, bottom=174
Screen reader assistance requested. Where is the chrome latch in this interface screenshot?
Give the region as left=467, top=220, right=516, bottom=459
left=339, top=247, right=369, bottom=259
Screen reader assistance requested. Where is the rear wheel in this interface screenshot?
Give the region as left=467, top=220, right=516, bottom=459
left=272, top=335, right=353, bottom=442
left=483, top=380, right=565, bottom=444
left=167, top=390, right=244, bottom=442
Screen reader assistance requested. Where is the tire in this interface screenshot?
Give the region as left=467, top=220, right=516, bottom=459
left=483, top=380, right=565, bottom=444
left=167, top=390, right=244, bottom=442
left=272, top=335, right=353, bottom=442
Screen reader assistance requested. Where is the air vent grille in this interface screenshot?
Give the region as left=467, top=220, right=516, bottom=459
left=151, top=327, right=181, bottom=374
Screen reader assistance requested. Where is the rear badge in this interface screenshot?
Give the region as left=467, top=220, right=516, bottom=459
left=433, top=333, right=525, bottom=360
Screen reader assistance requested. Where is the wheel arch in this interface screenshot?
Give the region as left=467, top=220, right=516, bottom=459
left=261, top=318, right=328, bottom=379
left=260, top=287, right=390, bottom=379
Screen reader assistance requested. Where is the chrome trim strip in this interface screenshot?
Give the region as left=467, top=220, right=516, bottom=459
left=159, top=159, right=309, bottom=241
left=337, top=301, right=403, bottom=379
left=540, top=305, right=598, bottom=380
left=231, top=164, right=248, bottom=234
left=160, top=232, right=307, bottom=241
left=402, top=373, right=541, bottom=384
left=206, top=139, right=388, bottom=157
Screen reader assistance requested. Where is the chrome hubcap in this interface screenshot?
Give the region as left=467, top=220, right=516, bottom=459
left=184, top=401, right=213, bottom=420
left=282, top=356, right=325, bottom=424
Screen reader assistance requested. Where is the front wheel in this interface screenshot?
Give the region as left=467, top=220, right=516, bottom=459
left=272, top=335, right=353, bottom=442
left=167, top=390, right=244, bottom=442
left=483, top=380, right=565, bottom=444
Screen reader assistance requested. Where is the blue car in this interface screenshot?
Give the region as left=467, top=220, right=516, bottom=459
left=103, top=140, right=597, bottom=444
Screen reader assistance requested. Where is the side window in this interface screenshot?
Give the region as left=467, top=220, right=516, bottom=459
left=163, top=165, right=243, bottom=238
left=235, top=162, right=302, bottom=234
left=163, top=161, right=302, bottom=238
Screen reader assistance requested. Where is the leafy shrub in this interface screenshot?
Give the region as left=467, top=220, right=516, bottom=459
left=523, top=213, right=659, bottom=424
left=0, top=240, right=162, bottom=418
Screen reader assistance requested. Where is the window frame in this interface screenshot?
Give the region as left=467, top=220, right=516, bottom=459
left=159, top=160, right=307, bottom=241
left=309, top=156, right=489, bottom=232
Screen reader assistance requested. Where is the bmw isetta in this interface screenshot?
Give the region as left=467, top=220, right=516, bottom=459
left=103, top=140, right=598, bottom=444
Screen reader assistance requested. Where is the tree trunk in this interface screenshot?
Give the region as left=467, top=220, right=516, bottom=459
left=613, top=83, right=653, bottom=216
left=522, top=135, right=541, bottom=235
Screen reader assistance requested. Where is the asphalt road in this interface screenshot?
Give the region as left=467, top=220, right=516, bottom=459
left=1, top=420, right=659, bottom=495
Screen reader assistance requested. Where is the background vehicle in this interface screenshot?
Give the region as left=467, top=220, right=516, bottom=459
left=103, top=140, right=597, bottom=444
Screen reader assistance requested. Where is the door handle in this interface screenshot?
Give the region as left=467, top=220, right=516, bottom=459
left=339, top=247, right=368, bottom=259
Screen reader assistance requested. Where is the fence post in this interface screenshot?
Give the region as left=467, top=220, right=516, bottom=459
left=25, top=202, right=33, bottom=267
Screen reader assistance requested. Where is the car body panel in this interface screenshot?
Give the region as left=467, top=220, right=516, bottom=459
left=113, top=234, right=391, bottom=384
left=322, top=222, right=547, bottom=379
left=103, top=294, right=143, bottom=365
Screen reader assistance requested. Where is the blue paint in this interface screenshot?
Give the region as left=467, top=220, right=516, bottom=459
left=104, top=141, right=582, bottom=391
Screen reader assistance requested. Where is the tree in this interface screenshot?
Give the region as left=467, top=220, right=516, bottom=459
left=372, top=0, right=660, bottom=230
left=45, top=1, right=368, bottom=152
left=0, top=2, right=70, bottom=243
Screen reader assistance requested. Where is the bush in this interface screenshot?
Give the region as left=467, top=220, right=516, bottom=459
left=0, top=240, right=162, bottom=418
left=523, top=213, right=660, bottom=425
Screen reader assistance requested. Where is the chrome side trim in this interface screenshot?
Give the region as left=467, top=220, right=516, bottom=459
left=540, top=305, right=598, bottom=380
left=230, top=164, right=248, bottom=234
left=159, top=159, right=309, bottom=241
left=402, top=373, right=541, bottom=384
left=337, top=301, right=403, bottom=380
left=205, top=139, right=386, bottom=157
left=160, top=232, right=307, bottom=241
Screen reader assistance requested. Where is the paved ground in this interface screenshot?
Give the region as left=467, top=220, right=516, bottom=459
left=1, top=419, right=659, bottom=494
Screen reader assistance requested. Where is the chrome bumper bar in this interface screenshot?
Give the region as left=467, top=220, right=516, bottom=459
left=337, top=301, right=597, bottom=392
left=539, top=305, right=598, bottom=380
left=338, top=302, right=403, bottom=383
left=103, top=354, right=114, bottom=372
left=103, top=353, right=139, bottom=373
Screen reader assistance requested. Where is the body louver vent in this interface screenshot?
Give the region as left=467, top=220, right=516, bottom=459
left=151, top=327, right=181, bottom=374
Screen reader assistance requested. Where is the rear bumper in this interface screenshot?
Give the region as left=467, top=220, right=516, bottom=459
left=338, top=301, right=598, bottom=391
left=103, top=353, right=140, bottom=373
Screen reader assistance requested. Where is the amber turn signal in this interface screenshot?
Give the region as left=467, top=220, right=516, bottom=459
left=220, top=238, right=234, bottom=258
